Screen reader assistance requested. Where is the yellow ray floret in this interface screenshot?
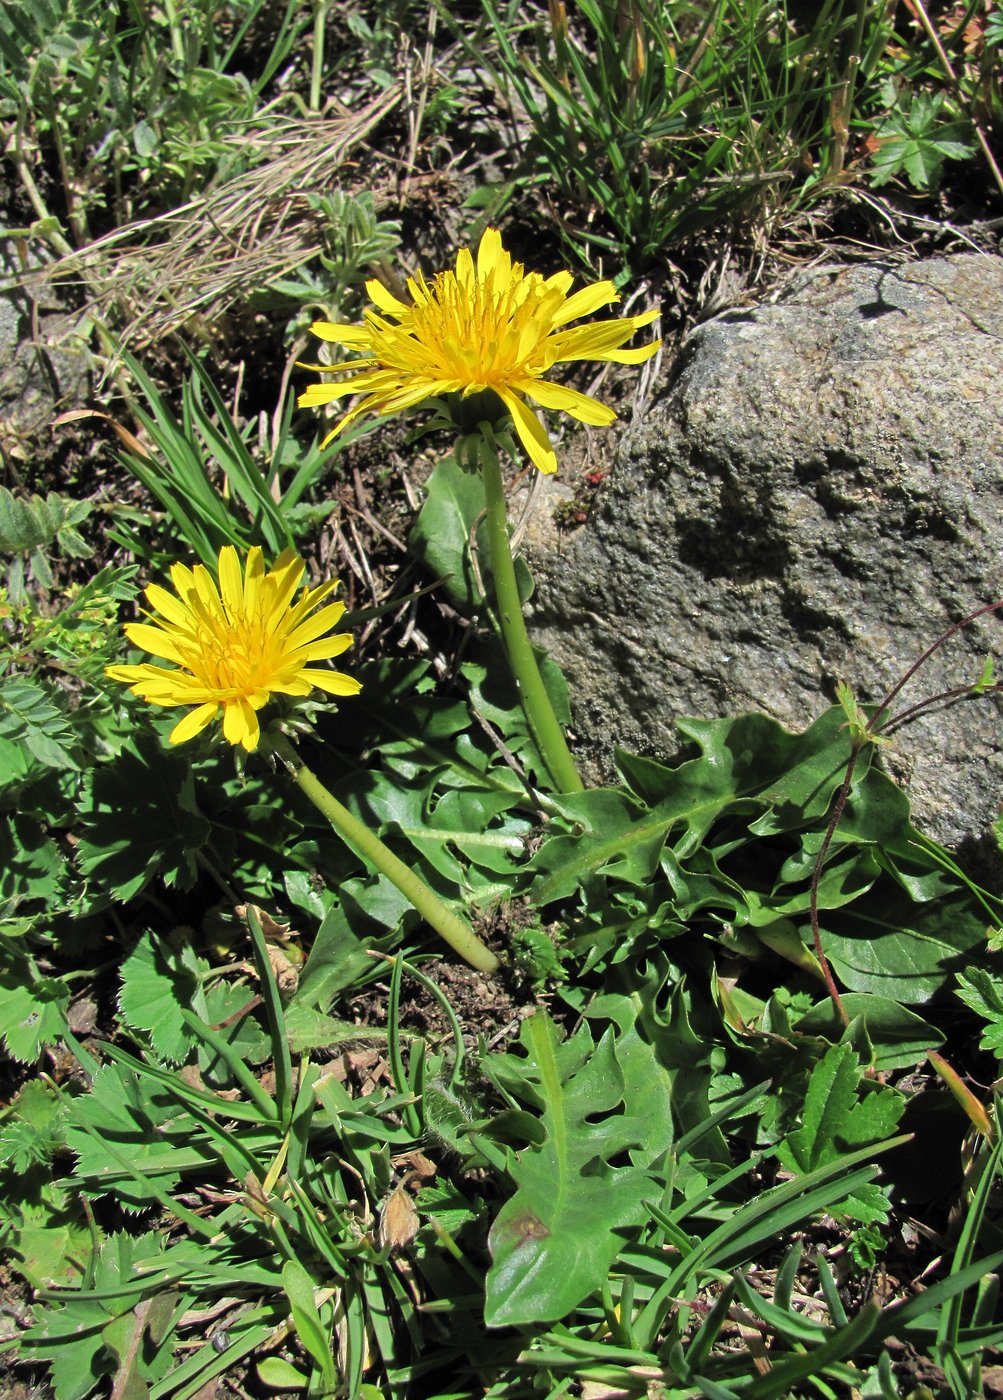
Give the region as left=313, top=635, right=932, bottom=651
left=106, top=545, right=361, bottom=751
left=298, top=227, right=660, bottom=475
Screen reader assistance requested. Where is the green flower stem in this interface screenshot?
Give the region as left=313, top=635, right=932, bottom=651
left=477, top=430, right=584, bottom=794
left=271, top=732, right=499, bottom=975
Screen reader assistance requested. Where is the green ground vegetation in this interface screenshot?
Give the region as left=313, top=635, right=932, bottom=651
left=2, top=1, right=1003, bottom=1396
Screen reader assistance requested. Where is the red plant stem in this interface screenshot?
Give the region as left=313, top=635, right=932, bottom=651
left=882, top=681, right=1003, bottom=737
left=868, top=599, right=1003, bottom=736
left=810, top=744, right=860, bottom=1028
left=812, top=598, right=1003, bottom=1025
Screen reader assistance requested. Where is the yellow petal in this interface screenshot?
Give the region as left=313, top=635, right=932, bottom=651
left=283, top=580, right=337, bottom=634
left=240, top=710, right=261, bottom=751
left=600, top=340, right=662, bottom=365
left=295, top=356, right=376, bottom=374
left=223, top=696, right=258, bottom=749
left=123, top=622, right=188, bottom=665
left=106, top=663, right=151, bottom=684
left=285, top=600, right=348, bottom=650
left=296, top=383, right=356, bottom=408
left=217, top=546, right=243, bottom=618
left=521, top=378, right=618, bottom=426
left=375, top=382, right=446, bottom=414
left=549, top=319, right=660, bottom=363
left=476, top=227, right=504, bottom=279
left=551, top=281, right=619, bottom=327
left=293, top=633, right=354, bottom=663
left=264, top=551, right=306, bottom=619
left=366, top=281, right=411, bottom=318
left=266, top=677, right=313, bottom=697
left=543, top=270, right=575, bottom=298
left=297, top=368, right=409, bottom=407
left=169, top=703, right=219, bottom=745
left=496, top=388, right=557, bottom=474
left=144, top=582, right=193, bottom=629
left=140, top=681, right=205, bottom=704
left=455, top=246, right=476, bottom=291
left=300, top=669, right=363, bottom=696
left=310, top=320, right=375, bottom=347
left=191, top=563, right=225, bottom=623
left=169, top=561, right=198, bottom=602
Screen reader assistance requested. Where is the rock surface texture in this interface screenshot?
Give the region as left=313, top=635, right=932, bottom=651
left=0, top=234, right=88, bottom=450
left=528, top=253, right=1003, bottom=863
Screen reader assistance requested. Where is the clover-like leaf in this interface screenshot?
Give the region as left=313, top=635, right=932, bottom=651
left=0, top=954, right=69, bottom=1062
left=118, top=931, right=208, bottom=1064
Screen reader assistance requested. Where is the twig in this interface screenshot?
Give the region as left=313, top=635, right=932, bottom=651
left=907, top=0, right=1003, bottom=201
left=811, top=599, right=1003, bottom=1024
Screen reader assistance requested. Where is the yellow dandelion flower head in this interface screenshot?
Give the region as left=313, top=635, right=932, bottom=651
left=297, top=226, right=660, bottom=475
left=106, top=545, right=361, bottom=752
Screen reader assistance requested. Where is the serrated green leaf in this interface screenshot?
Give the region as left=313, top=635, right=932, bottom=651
left=529, top=786, right=654, bottom=902
left=118, top=932, right=207, bottom=1064
left=75, top=736, right=211, bottom=900
left=0, top=1079, right=66, bottom=1170
left=536, top=709, right=868, bottom=904
left=0, top=487, right=94, bottom=594
left=388, top=781, right=531, bottom=892
left=0, top=733, right=35, bottom=789
left=0, top=486, right=54, bottom=551
left=292, top=873, right=412, bottom=1010
left=584, top=992, right=675, bottom=1167
left=0, top=809, right=66, bottom=913
left=778, top=1042, right=904, bottom=1223
left=7, top=1197, right=94, bottom=1288
left=18, top=1239, right=170, bottom=1396
left=102, top=1289, right=177, bottom=1399
left=199, top=981, right=271, bottom=1079
left=672, top=708, right=861, bottom=828
left=781, top=1042, right=860, bottom=1175
left=485, top=1009, right=670, bottom=1326
left=65, top=1064, right=214, bottom=1208
left=0, top=969, right=69, bottom=1061
left=955, top=968, right=1003, bottom=1056
left=21, top=1297, right=111, bottom=1400
left=871, top=94, right=975, bottom=191
left=638, top=967, right=731, bottom=1157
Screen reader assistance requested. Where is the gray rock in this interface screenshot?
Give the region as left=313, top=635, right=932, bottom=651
left=528, top=253, right=1003, bottom=866
left=0, top=234, right=90, bottom=447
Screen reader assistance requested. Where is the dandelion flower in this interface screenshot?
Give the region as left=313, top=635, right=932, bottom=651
left=106, top=545, right=360, bottom=752
left=298, top=227, right=660, bottom=475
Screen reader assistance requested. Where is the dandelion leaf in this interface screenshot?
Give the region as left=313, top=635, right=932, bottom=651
left=485, top=1005, right=672, bottom=1326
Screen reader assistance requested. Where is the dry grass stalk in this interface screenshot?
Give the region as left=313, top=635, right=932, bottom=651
left=22, top=87, right=402, bottom=352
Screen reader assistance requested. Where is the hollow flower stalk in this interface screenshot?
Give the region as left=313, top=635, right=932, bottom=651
left=297, top=226, right=660, bottom=475
left=106, top=545, right=360, bottom=752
